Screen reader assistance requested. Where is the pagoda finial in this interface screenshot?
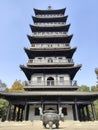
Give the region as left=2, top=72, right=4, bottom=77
left=48, top=5, right=52, bottom=10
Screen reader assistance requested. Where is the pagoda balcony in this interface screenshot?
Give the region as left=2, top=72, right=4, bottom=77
left=36, top=14, right=64, bottom=18
left=30, top=43, right=70, bottom=49
left=24, top=80, right=78, bottom=89
left=34, top=22, right=65, bottom=27
left=33, top=32, right=68, bottom=37
left=33, top=16, right=68, bottom=24
left=27, top=59, right=74, bottom=66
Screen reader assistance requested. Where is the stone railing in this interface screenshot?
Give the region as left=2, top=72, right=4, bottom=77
left=30, top=43, right=69, bottom=49
left=36, top=14, right=64, bottom=18
left=24, top=80, right=77, bottom=87
left=33, top=32, right=67, bottom=37
left=34, top=22, right=65, bottom=27
left=27, top=58, right=74, bottom=66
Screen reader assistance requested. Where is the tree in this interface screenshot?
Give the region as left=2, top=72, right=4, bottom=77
left=89, top=85, right=98, bottom=119
left=91, top=85, right=98, bottom=91
left=0, top=98, right=8, bottom=120
left=0, top=80, right=7, bottom=91
left=95, top=68, right=98, bottom=79
left=9, top=80, right=24, bottom=92
left=78, top=85, right=90, bottom=92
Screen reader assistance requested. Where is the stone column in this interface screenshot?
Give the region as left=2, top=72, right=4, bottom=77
left=91, top=103, right=96, bottom=120
left=12, top=105, right=16, bottom=121
left=74, top=103, right=79, bottom=120
left=81, top=106, right=85, bottom=121
left=17, top=107, right=21, bottom=121
left=24, top=103, right=27, bottom=120
left=6, top=102, right=12, bottom=121
left=86, top=105, right=90, bottom=121
left=20, top=107, right=24, bottom=121
left=78, top=106, right=81, bottom=121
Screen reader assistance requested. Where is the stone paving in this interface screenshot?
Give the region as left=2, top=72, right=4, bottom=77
left=0, top=121, right=98, bottom=130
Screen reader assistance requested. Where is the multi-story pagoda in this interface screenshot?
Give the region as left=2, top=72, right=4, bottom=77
left=0, top=6, right=98, bottom=121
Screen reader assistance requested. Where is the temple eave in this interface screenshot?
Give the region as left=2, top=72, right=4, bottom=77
left=32, top=16, right=68, bottom=23
left=27, top=34, right=73, bottom=43
left=34, top=8, right=66, bottom=15
left=30, top=24, right=70, bottom=32
left=0, top=91, right=98, bottom=102
left=20, top=64, right=82, bottom=80
left=24, top=47, right=77, bottom=59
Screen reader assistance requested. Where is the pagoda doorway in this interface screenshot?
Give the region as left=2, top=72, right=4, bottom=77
left=47, top=77, right=54, bottom=86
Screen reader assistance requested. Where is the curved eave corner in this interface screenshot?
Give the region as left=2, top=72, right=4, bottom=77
left=68, top=47, right=77, bottom=58
left=68, top=34, right=73, bottom=43
left=20, top=65, right=31, bottom=80
left=19, top=64, right=82, bottom=81
left=24, top=47, right=29, bottom=58
left=27, top=35, right=32, bottom=43
left=71, top=64, right=82, bottom=80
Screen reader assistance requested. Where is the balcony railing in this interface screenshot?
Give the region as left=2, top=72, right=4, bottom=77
left=36, top=14, right=64, bottom=18
left=24, top=80, right=77, bottom=88
left=27, top=59, right=74, bottom=66
left=30, top=43, right=69, bottom=49
left=34, top=22, right=65, bottom=27
left=33, top=32, right=67, bottom=37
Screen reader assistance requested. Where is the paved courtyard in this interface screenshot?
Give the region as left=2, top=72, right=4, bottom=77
left=0, top=121, right=98, bottom=130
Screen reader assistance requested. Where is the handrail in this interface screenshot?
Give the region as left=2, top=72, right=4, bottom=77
left=27, top=58, right=74, bottom=65
left=24, top=80, right=77, bottom=87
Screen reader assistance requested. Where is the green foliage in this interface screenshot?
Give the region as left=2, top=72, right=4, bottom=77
left=9, top=80, right=24, bottom=92
left=0, top=98, right=8, bottom=119
left=0, top=80, right=7, bottom=91
left=92, top=81, right=98, bottom=120
left=78, top=85, right=90, bottom=92
left=94, top=100, right=98, bottom=120
left=95, top=68, right=98, bottom=75
left=91, top=85, right=98, bottom=91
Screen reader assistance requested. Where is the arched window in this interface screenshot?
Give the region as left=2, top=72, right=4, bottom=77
left=47, top=77, right=54, bottom=86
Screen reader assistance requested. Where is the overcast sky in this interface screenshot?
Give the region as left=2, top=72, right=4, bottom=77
left=0, top=0, right=98, bottom=88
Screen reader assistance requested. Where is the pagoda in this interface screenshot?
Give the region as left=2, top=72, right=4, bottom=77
left=0, top=6, right=98, bottom=122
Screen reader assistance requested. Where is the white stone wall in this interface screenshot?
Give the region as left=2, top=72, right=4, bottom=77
left=61, top=105, right=73, bottom=120
left=28, top=104, right=73, bottom=121
left=29, top=105, right=40, bottom=121
left=30, top=74, right=71, bottom=86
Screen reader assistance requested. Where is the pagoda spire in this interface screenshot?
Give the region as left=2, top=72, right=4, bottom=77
left=48, top=5, right=52, bottom=10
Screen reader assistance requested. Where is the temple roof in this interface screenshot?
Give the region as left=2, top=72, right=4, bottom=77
left=0, top=91, right=97, bottom=97
left=27, top=34, right=73, bottom=43
left=24, top=47, right=77, bottom=59
left=1, top=91, right=98, bottom=102
left=20, top=64, right=82, bottom=80
left=30, top=24, right=70, bottom=32
left=34, top=8, right=66, bottom=15
left=32, top=16, right=68, bottom=23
